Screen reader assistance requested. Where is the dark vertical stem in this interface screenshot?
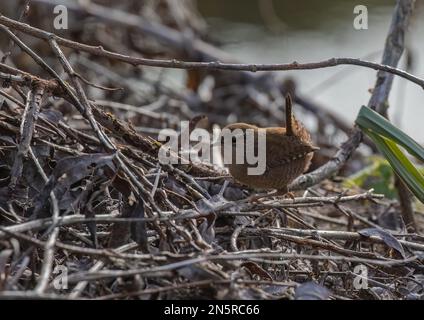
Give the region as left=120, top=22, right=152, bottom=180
left=367, top=0, right=417, bottom=232
left=395, top=177, right=416, bottom=232
left=368, top=0, right=415, bottom=114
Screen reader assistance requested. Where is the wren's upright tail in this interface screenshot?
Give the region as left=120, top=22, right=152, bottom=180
left=285, top=94, right=294, bottom=136
left=285, top=93, right=320, bottom=152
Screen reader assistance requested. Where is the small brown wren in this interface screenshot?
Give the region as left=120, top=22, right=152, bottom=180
left=222, top=94, right=318, bottom=197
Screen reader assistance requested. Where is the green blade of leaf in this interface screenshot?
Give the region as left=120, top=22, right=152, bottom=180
left=356, top=106, right=424, bottom=162
left=364, top=128, right=424, bottom=203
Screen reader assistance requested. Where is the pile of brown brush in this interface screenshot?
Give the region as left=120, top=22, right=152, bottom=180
left=0, top=0, right=423, bottom=300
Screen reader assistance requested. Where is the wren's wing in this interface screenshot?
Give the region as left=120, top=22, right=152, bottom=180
left=265, top=134, right=316, bottom=169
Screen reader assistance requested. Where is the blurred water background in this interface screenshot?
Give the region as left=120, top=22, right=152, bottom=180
left=197, top=0, right=424, bottom=141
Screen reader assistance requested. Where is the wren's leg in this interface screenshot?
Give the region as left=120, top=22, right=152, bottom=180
left=272, top=186, right=294, bottom=199
left=276, top=185, right=295, bottom=199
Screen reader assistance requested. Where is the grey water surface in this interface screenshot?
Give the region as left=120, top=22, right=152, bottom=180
left=197, top=0, right=424, bottom=141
